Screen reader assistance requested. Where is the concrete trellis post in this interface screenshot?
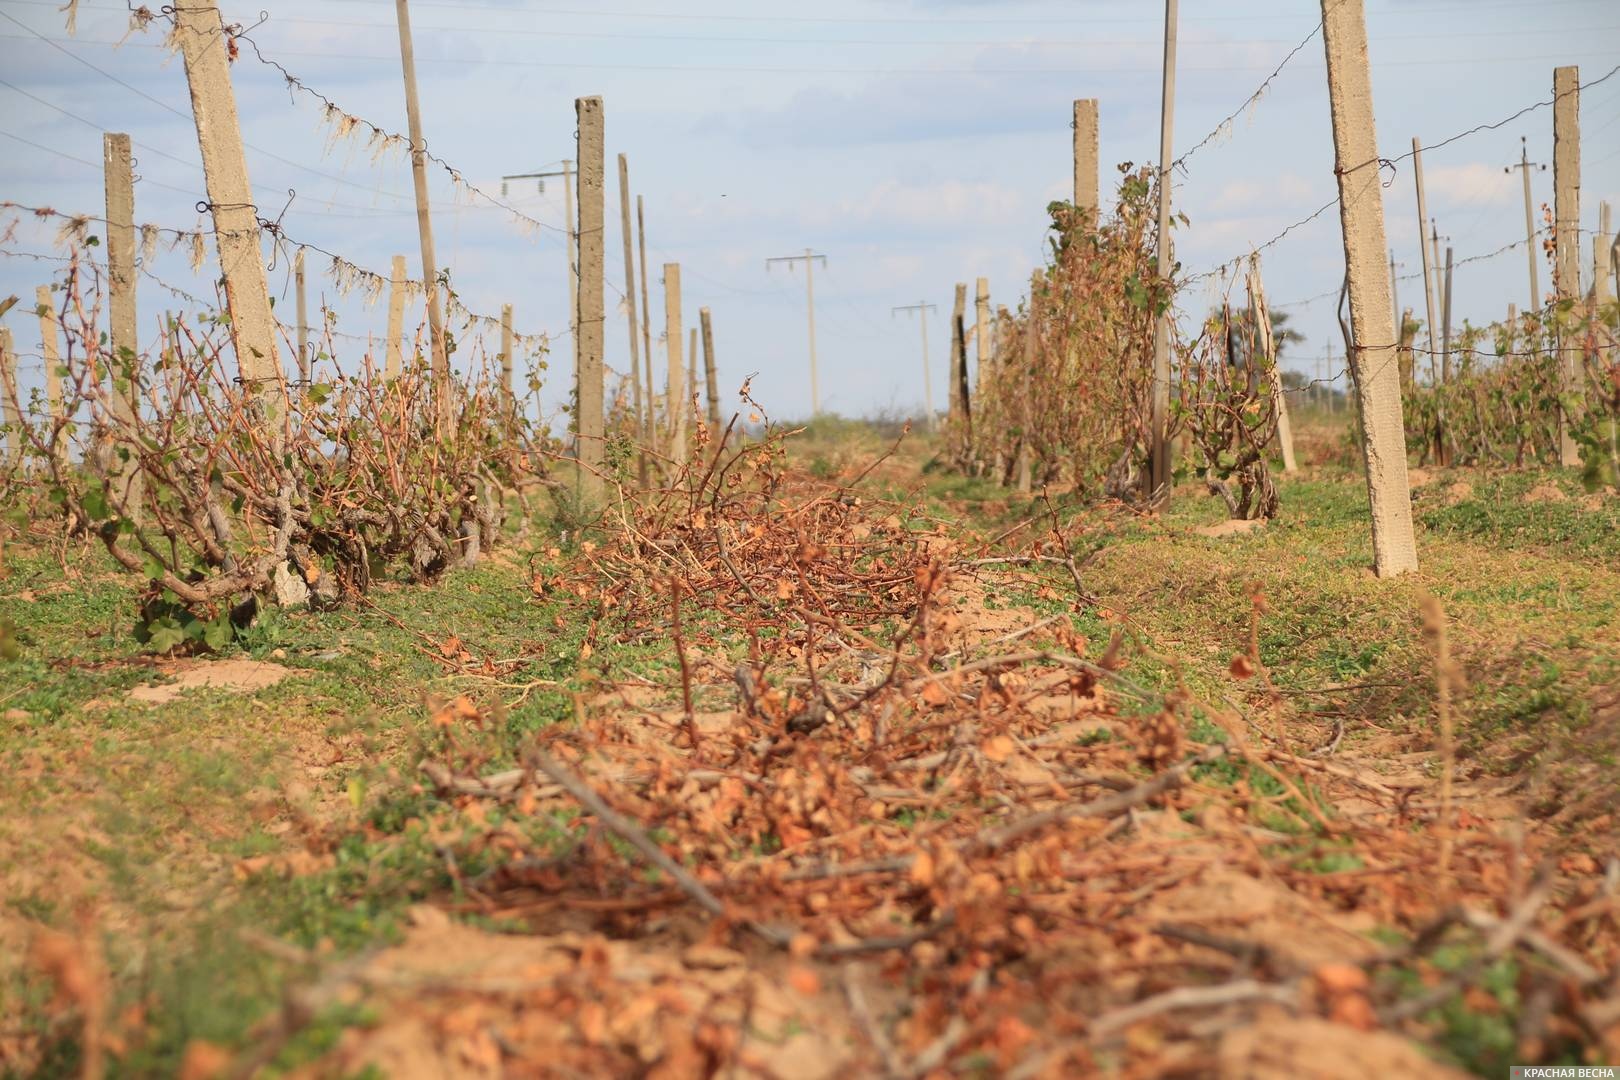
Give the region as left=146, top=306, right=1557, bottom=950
left=386, top=255, right=407, bottom=378
left=0, top=328, right=18, bottom=468
left=1553, top=65, right=1581, bottom=466
left=953, top=287, right=972, bottom=456
left=103, top=133, right=143, bottom=508
left=500, top=304, right=514, bottom=399
left=103, top=134, right=138, bottom=389
left=1600, top=201, right=1615, bottom=301
left=1398, top=307, right=1417, bottom=392
left=1150, top=0, right=1178, bottom=501
left=1320, top=0, right=1417, bottom=577
left=1073, top=99, right=1099, bottom=219
left=574, top=97, right=606, bottom=505
left=664, top=263, right=686, bottom=465
left=637, top=196, right=656, bottom=448
left=700, top=307, right=719, bottom=429
left=1245, top=259, right=1295, bottom=474
left=688, top=327, right=699, bottom=421
left=974, top=278, right=990, bottom=395
left=949, top=283, right=967, bottom=431
left=173, top=0, right=279, bottom=390
left=1596, top=232, right=1614, bottom=306
left=1411, top=138, right=1442, bottom=360
left=294, top=247, right=311, bottom=388
left=36, top=285, right=64, bottom=466
left=617, top=154, right=646, bottom=472
left=1017, top=272, right=1040, bottom=495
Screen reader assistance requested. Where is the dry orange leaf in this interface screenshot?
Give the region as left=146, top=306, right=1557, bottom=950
left=1314, top=962, right=1370, bottom=995
left=788, top=966, right=821, bottom=996
left=981, top=735, right=1016, bottom=763
left=178, top=1040, right=232, bottom=1080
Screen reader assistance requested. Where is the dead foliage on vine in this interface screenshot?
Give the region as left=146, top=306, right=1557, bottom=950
left=1405, top=300, right=1619, bottom=483
left=969, top=168, right=1173, bottom=500
left=295, top=432, right=1620, bottom=1078
left=1175, top=269, right=1286, bottom=521
left=1, top=253, right=555, bottom=650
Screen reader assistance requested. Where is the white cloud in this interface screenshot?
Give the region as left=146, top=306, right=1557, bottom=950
left=1427, top=162, right=1515, bottom=208
left=1211, top=171, right=1316, bottom=212
left=817, top=178, right=1026, bottom=230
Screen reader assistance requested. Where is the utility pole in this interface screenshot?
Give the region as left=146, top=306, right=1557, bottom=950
left=893, top=301, right=937, bottom=431
left=664, top=263, right=686, bottom=463
left=1411, top=137, right=1441, bottom=362
left=386, top=254, right=407, bottom=378
left=637, top=196, right=655, bottom=444
left=1504, top=136, right=1546, bottom=311
left=294, top=246, right=310, bottom=388
left=1151, top=0, right=1179, bottom=502
left=765, top=249, right=827, bottom=416
left=392, top=0, right=449, bottom=419
left=574, top=98, right=605, bottom=506
left=615, top=154, right=645, bottom=473
left=1553, top=64, right=1581, bottom=466
left=1073, top=98, right=1099, bottom=219
left=173, top=3, right=280, bottom=392
left=502, top=162, right=578, bottom=386
left=700, top=307, right=720, bottom=428
left=1321, top=0, right=1417, bottom=577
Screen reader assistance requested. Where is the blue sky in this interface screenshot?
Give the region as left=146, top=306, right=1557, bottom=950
left=2, top=0, right=1618, bottom=422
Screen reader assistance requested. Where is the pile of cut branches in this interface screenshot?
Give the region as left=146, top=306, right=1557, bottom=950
left=381, top=436, right=1620, bottom=1078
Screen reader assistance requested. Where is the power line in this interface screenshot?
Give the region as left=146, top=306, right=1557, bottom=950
left=268, top=0, right=1615, bottom=26
left=1171, top=18, right=1323, bottom=173
left=12, top=1, right=1607, bottom=48
left=7, top=30, right=1614, bottom=76
left=1185, top=62, right=1620, bottom=284
left=0, top=8, right=414, bottom=203
left=1, top=200, right=550, bottom=342
left=0, top=76, right=430, bottom=216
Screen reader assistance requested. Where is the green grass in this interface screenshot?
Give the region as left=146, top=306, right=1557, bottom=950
left=948, top=464, right=1619, bottom=771
left=0, top=517, right=602, bottom=1076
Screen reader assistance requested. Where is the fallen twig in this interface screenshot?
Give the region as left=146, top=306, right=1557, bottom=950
left=1089, top=978, right=1301, bottom=1042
